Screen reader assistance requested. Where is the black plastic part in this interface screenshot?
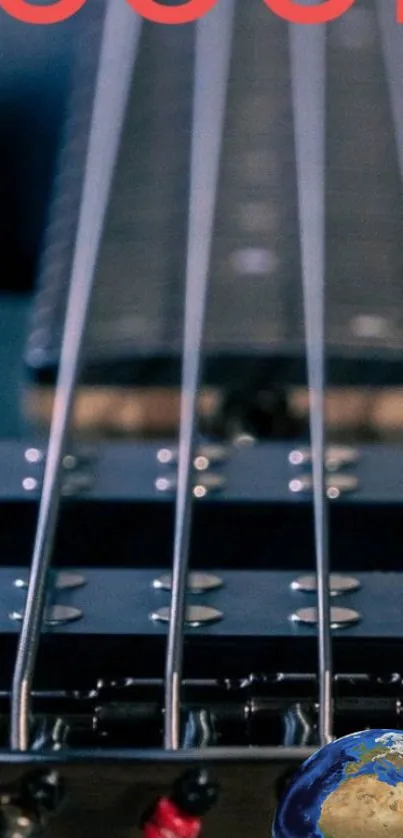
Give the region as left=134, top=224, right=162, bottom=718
left=170, top=769, right=219, bottom=817
left=20, top=770, right=64, bottom=815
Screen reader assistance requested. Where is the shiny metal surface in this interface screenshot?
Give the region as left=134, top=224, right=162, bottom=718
left=290, top=607, right=360, bottom=629
left=24, top=448, right=44, bottom=464
left=61, top=472, right=95, bottom=497
left=164, top=0, right=234, bottom=751
left=290, top=21, right=332, bottom=745
left=14, top=573, right=86, bottom=591
left=157, top=445, right=228, bottom=468
left=1, top=567, right=402, bottom=639
left=288, top=446, right=360, bottom=470
left=155, top=473, right=226, bottom=496
left=290, top=574, right=360, bottom=595
left=22, top=472, right=94, bottom=497
left=22, top=477, right=39, bottom=493
left=153, top=573, right=223, bottom=594
left=289, top=473, right=359, bottom=498
left=10, top=0, right=142, bottom=751
left=151, top=605, right=223, bottom=628
left=10, top=605, right=83, bottom=626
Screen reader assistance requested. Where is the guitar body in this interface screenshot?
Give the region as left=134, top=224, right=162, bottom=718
left=2, top=1, right=403, bottom=836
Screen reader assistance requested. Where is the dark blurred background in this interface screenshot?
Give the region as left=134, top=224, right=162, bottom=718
left=0, top=5, right=91, bottom=436
left=2, top=0, right=403, bottom=446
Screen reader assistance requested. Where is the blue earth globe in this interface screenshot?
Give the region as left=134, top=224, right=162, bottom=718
left=273, top=729, right=403, bottom=837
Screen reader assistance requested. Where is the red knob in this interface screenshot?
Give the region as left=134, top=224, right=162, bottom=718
left=143, top=797, right=201, bottom=838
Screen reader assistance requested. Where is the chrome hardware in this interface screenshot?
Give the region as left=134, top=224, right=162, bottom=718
left=62, top=454, right=78, bottom=470
left=153, top=572, right=223, bottom=594
left=288, top=445, right=359, bottom=471
left=61, top=471, right=94, bottom=496
left=289, top=473, right=358, bottom=498
left=23, top=472, right=94, bottom=496
left=290, top=606, right=360, bottom=629
left=155, top=472, right=226, bottom=497
left=23, top=454, right=94, bottom=496
left=22, top=477, right=39, bottom=492
left=157, top=444, right=228, bottom=470
left=291, top=574, right=360, bottom=595
left=14, top=573, right=86, bottom=591
left=233, top=433, right=256, bottom=447
left=182, top=709, right=218, bottom=748
left=150, top=605, right=223, bottom=627
left=24, top=448, right=96, bottom=470
left=10, top=605, right=83, bottom=626
left=62, top=450, right=96, bottom=470
left=282, top=703, right=315, bottom=747
left=24, top=447, right=44, bottom=464
left=11, top=0, right=142, bottom=752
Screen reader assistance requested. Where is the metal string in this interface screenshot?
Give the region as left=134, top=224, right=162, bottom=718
left=289, top=21, right=333, bottom=745
left=10, top=0, right=142, bottom=751
left=376, top=0, right=403, bottom=182
left=164, top=0, right=235, bottom=751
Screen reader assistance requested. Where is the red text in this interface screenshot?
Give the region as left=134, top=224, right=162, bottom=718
left=0, top=0, right=402, bottom=30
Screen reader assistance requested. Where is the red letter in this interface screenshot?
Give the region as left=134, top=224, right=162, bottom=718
left=125, top=0, right=219, bottom=24
left=262, top=0, right=356, bottom=25
left=397, top=0, right=403, bottom=23
left=0, top=0, right=86, bottom=23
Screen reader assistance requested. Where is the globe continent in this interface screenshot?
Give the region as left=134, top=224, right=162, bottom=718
left=273, top=729, right=403, bottom=837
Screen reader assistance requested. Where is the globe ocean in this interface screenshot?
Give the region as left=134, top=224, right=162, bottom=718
left=273, top=729, right=403, bottom=837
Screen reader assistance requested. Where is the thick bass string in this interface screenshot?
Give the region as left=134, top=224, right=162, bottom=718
left=10, top=0, right=142, bottom=751
left=290, top=21, right=333, bottom=745
left=164, top=0, right=235, bottom=752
